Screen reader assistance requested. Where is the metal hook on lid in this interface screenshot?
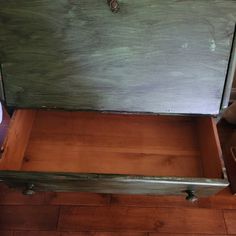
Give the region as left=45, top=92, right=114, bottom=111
left=107, top=0, right=119, bottom=13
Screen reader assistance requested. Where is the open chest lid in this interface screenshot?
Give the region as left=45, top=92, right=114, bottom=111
left=0, top=0, right=236, bottom=115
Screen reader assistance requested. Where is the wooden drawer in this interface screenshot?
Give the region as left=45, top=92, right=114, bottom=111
left=0, top=110, right=228, bottom=200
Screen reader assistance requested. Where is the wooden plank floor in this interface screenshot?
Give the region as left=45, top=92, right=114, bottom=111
left=1, top=184, right=236, bottom=235
left=1, top=109, right=236, bottom=235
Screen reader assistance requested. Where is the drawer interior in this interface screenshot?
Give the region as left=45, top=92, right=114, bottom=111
left=0, top=110, right=223, bottom=179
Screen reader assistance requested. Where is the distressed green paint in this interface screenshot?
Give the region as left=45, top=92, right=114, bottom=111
left=0, top=171, right=228, bottom=196
left=0, top=0, right=236, bottom=114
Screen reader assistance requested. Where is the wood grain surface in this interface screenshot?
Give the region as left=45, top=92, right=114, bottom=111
left=14, top=232, right=146, bottom=236
left=58, top=206, right=226, bottom=234
left=0, top=110, right=36, bottom=170
left=0, top=232, right=13, bottom=236
left=0, top=0, right=235, bottom=114
left=223, top=210, right=236, bottom=234
left=1, top=184, right=236, bottom=235
left=22, top=111, right=202, bottom=177
left=10, top=233, right=236, bottom=236
left=0, top=206, right=59, bottom=231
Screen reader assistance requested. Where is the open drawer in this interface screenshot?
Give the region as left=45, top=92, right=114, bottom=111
left=0, top=110, right=228, bottom=200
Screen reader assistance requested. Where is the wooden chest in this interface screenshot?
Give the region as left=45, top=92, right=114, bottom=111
left=0, top=0, right=236, bottom=200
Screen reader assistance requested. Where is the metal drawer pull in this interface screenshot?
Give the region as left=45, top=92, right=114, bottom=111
left=107, top=0, right=119, bottom=13
left=22, top=183, right=36, bottom=195
left=185, top=190, right=198, bottom=202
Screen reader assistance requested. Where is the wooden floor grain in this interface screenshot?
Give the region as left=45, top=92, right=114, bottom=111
left=14, top=232, right=61, bottom=236
left=223, top=210, right=236, bottom=234
left=5, top=233, right=236, bottom=236
left=58, top=206, right=226, bottom=234
left=1, top=184, right=236, bottom=235
left=0, top=231, right=13, bottom=236
left=0, top=186, right=236, bottom=235
left=14, top=232, right=147, bottom=236
left=0, top=206, right=59, bottom=231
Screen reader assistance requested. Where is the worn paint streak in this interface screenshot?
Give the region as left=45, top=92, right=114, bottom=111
left=0, top=0, right=235, bottom=114
left=209, top=39, right=217, bottom=52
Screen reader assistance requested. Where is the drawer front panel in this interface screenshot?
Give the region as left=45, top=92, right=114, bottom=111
left=0, top=171, right=228, bottom=197
left=0, top=0, right=236, bottom=114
